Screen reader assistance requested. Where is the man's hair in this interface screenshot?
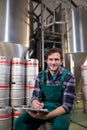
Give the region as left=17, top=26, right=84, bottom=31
left=45, top=48, right=63, bottom=60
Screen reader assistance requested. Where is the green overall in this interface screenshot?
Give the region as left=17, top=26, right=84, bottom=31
left=14, top=70, right=71, bottom=130
left=40, top=70, right=71, bottom=130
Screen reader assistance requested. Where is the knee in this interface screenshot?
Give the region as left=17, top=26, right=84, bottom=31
left=52, top=121, right=69, bottom=130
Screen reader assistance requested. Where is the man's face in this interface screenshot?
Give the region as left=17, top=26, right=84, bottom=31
left=46, top=52, right=62, bottom=73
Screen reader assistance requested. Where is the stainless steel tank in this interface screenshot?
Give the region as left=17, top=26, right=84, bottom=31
left=0, top=0, right=30, bottom=47
left=0, top=0, right=30, bottom=58
left=66, top=8, right=87, bottom=53
left=65, top=8, right=87, bottom=112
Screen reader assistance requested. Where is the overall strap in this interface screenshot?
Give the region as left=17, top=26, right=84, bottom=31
left=60, top=69, right=69, bottom=83
left=41, top=70, right=45, bottom=81
left=41, top=69, right=69, bottom=83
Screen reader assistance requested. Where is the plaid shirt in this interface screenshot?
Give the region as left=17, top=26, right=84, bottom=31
left=31, top=66, right=76, bottom=113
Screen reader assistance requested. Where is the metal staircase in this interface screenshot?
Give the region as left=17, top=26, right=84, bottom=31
left=29, top=0, right=66, bottom=70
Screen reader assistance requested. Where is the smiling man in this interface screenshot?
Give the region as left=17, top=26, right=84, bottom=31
left=14, top=48, right=76, bottom=130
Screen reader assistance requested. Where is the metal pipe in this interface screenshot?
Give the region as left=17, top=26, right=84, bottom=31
left=41, top=0, right=45, bottom=70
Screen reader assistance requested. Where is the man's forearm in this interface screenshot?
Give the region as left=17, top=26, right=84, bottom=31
left=46, top=106, right=66, bottom=119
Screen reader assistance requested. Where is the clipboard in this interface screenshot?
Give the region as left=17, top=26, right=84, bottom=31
left=23, top=107, right=49, bottom=113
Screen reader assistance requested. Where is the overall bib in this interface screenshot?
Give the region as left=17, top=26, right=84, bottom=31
left=14, top=70, right=71, bottom=130
left=40, top=70, right=71, bottom=130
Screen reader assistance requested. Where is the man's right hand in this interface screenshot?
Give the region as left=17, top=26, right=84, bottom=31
left=32, top=100, right=44, bottom=109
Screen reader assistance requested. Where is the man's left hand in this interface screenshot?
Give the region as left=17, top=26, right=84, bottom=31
left=28, top=110, right=48, bottom=120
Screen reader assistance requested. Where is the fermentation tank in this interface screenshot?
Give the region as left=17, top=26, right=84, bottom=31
left=0, top=0, right=30, bottom=58
left=0, top=1, right=30, bottom=129
left=68, top=8, right=87, bottom=53
left=65, top=8, right=87, bottom=112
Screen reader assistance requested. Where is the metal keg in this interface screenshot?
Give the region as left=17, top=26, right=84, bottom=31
left=82, top=84, right=87, bottom=113
left=0, top=88, right=9, bottom=98
left=11, top=57, right=25, bottom=106
left=11, top=89, right=25, bottom=106
left=11, top=98, right=25, bottom=107
left=81, top=65, right=87, bottom=113
left=11, top=84, right=25, bottom=89
left=0, top=56, right=11, bottom=106
left=25, top=59, right=38, bottom=106
left=26, top=59, right=38, bottom=76
left=11, top=57, right=25, bottom=76
left=11, top=89, right=24, bottom=99
left=0, top=85, right=10, bottom=106
left=11, top=87, right=25, bottom=106
left=26, top=75, right=36, bottom=81
left=13, top=105, right=27, bottom=130
left=0, top=106, right=12, bottom=130
left=81, top=66, right=87, bottom=77
left=0, top=75, right=10, bottom=84
left=11, top=75, right=25, bottom=85
left=26, top=80, right=35, bottom=106
left=11, top=75, right=25, bottom=90
left=0, top=56, right=11, bottom=75
left=82, top=84, right=87, bottom=99
left=0, top=98, right=9, bottom=106
left=13, top=105, right=25, bottom=121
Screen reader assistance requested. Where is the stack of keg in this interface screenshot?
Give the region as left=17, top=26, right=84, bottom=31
left=25, top=59, right=39, bottom=106
left=0, top=57, right=40, bottom=130
left=10, top=58, right=25, bottom=106
left=81, top=65, right=87, bottom=113
left=0, top=56, right=11, bottom=106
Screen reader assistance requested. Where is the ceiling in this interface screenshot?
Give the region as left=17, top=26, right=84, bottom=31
left=32, top=0, right=87, bottom=8
left=31, top=0, right=87, bottom=18
left=73, top=0, right=87, bottom=6
left=30, top=0, right=87, bottom=32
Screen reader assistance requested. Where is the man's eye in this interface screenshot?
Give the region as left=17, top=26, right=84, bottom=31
left=55, top=59, right=59, bottom=61
left=49, top=59, right=59, bottom=61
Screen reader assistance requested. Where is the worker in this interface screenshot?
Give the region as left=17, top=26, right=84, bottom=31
left=14, top=47, right=76, bottom=130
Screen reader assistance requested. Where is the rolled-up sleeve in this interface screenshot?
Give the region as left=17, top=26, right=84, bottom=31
left=31, top=74, right=41, bottom=102
left=62, top=74, right=76, bottom=113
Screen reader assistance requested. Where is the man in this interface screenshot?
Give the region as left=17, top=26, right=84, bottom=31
left=14, top=48, right=76, bottom=130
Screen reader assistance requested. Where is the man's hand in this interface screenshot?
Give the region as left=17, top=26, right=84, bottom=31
left=28, top=110, right=48, bottom=120
left=32, top=100, right=44, bottom=109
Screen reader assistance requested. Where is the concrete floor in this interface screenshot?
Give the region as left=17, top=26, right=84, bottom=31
left=70, top=111, right=87, bottom=130
left=70, top=122, right=87, bottom=130
left=69, top=99, right=87, bottom=130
